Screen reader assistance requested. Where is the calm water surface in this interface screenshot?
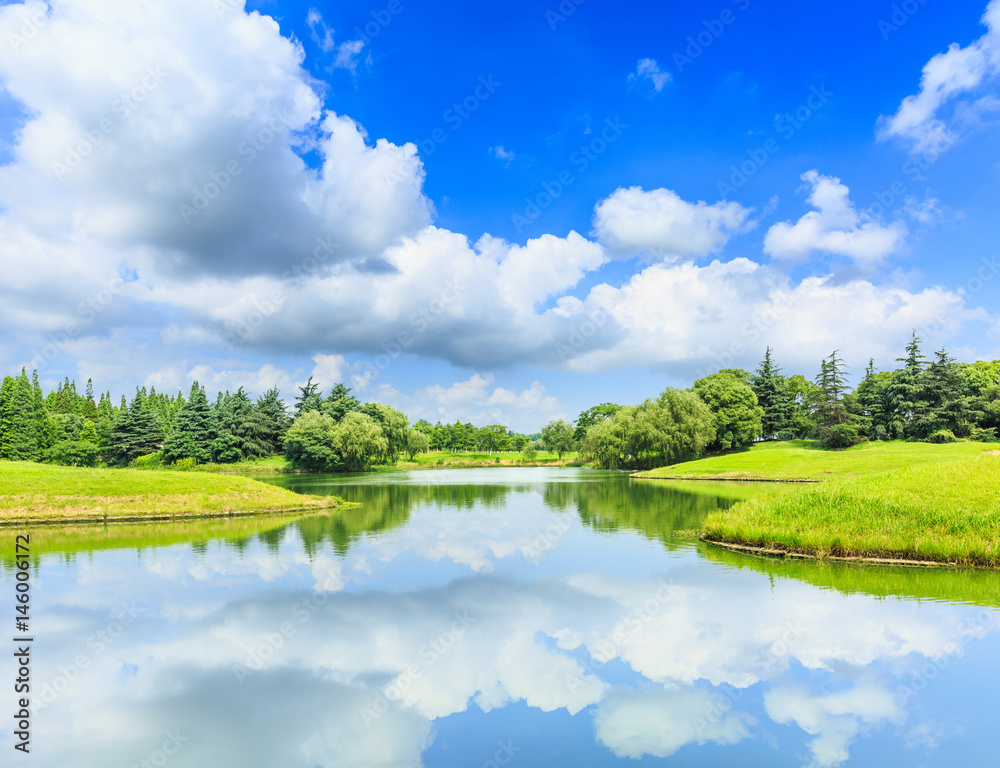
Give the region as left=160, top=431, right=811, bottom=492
left=2, top=468, right=998, bottom=767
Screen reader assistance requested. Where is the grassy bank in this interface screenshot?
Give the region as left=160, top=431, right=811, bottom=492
left=633, top=439, right=992, bottom=481
left=180, top=451, right=578, bottom=474
left=702, top=455, right=1000, bottom=567
left=0, top=461, right=338, bottom=523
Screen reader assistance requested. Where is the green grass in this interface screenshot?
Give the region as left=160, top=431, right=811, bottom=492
left=0, top=460, right=337, bottom=522
left=702, top=454, right=1000, bottom=567
left=394, top=450, right=579, bottom=469
left=183, top=455, right=293, bottom=473
left=634, top=439, right=994, bottom=481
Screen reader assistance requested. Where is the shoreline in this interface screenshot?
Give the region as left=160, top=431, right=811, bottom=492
left=0, top=502, right=338, bottom=527
left=632, top=474, right=819, bottom=483
left=699, top=536, right=991, bottom=569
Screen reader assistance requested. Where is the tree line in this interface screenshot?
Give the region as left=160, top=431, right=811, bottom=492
left=0, top=373, right=535, bottom=471
left=538, top=333, right=1000, bottom=470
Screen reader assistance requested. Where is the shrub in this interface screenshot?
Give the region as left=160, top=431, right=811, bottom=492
left=926, top=429, right=958, bottom=444
left=970, top=426, right=998, bottom=443
left=819, top=424, right=861, bottom=449
left=172, top=457, right=197, bottom=470
left=131, top=451, right=165, bottom=469
left=43, top=440, right=100, bottom=467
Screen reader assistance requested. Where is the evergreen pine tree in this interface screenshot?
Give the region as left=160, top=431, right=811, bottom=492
left=162, top=382, right=217, bottom=464
left=256, top=387, right=291, bottom=454
left=295, top=377, right=322, bottom=415
left=31, top=371, right=56, bottom=451
left=2, top=370, right=38, bottom=460
left=752, top=347, right=793, bottom=440
left=105, top=389, right=165, bottom=465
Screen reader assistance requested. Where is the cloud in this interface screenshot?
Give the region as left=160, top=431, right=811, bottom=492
left=594, top=687, right=752, bottom=758
left=592, top=186, right=756, bottom=258
left=490, top=145, right=515, bottom=166
left=370, top=374, right=568, bottom=433
left=629, top=58, right=671, bottom=93
left=306, top=7, right=335, bottom=52
left=0, top=0, right=429, bottom=278
left=877, top=0, right=1000, bottom=153
left=764, top=171, right=907, bottom=266
left=765, top=682, right=902, bottom=767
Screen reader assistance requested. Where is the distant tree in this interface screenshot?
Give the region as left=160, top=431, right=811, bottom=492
left=752, top=348, right=793, bottom=440
left=541, top=419, right=577, bottom=458
left=294, top=377, right=323, bottom=416
left=323, top=382, right=361, bottom=423
left=910, top=348, right=973, bottom=439
left=855, top=360, right=895, bottom=440
left=888, top=331, right=929, bottom=437
left=105, top=389, right=164, bottom=466
left=255, top=387, right=291, bottom=453
left=477, top=424, right=510, bottom=455
left=574, top=403, right=620, bottom=441
left=406, top=428, right=430, bottom=460
left=360, top=403, right=409, bottom=463
left=284, top=411, right=341, bottom=470
left=163, top=382, right=217, bottom=464
left=216, top=388, right=270, bottom=461
left=333, top=412, right=388, bottom=471
left=0, top=370, right=37, bottom=460
left=692, top=371, right=763, bottom=449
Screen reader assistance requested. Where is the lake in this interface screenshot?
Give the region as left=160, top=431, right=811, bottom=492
left=3, top=467, right=998, bottom=767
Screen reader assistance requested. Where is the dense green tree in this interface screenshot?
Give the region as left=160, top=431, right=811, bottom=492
left=256, top=387, right=291, bottom=453
left=692, top=372, right=763, bottom=449
left=216, top=388, right=269, bottom=461
left=910, top=348, right=973, bottom=439
left=574, top=403, right=621, bottom=441
left=406, top=428, right=430, bottom=459
left=360, top=403, right=409, bottom=462
left=105, top=389, right=165, bottom=466
left=1, top=370, right=37, bottom=460
left=162, top=382, right=217, bottom=464
left=284, top=411, right=340, bottom=470
left=333, top=412, right=388, bottom=471
left=583, top=388, right=715, bottom=470
left=323, top=383, right=361, bottom=423
left=294, top=377, right=323, bottom=416
left=752, top=348, right=793, bottom=440
left=541, top=419, right=577, bottom=458
left=44, top=440, right=100, bottom=467
left=855, top=360, right=896, bottom=440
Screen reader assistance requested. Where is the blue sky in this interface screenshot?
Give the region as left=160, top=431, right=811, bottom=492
left=0, top=0, right=998, bottom=430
